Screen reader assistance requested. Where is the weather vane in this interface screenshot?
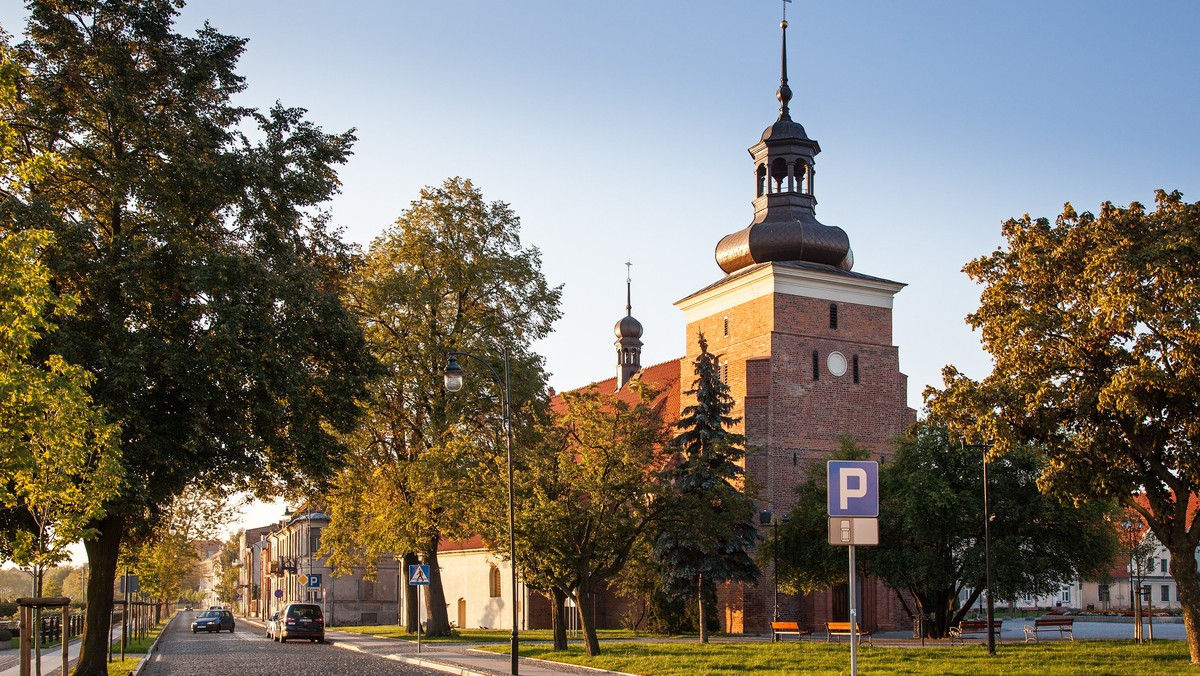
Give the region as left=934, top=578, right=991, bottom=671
left=783, top=0, right=792, bottom=23
left=625, top=260, right=632, bottom=284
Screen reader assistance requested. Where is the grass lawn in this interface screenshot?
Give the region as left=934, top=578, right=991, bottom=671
left=477, top=640, right=1198, bottom=675
left=337, top=625, right=652, bottom=643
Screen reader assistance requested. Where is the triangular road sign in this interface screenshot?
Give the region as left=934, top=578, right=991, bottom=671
left=409, top=564, right=430, bottom=586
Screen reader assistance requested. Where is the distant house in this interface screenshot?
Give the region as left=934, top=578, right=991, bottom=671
left=236, top=507, right=400, bottom=626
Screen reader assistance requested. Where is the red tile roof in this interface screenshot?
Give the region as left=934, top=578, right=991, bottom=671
left=554, top=358, right=684, bottom=426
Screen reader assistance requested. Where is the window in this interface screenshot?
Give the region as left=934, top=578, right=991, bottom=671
left=852, top=355, right=859, bottom=384
left=1147, top=557, right=1155, bottom=573
left=1163, top=558, right=1169, bottom=574
left=308, top=527, right=321, bottom=556
left=1141, top=585, right=1151, bottom=601
left=722, top=316, right=729, bottom=337
left=1162, top=585, right=1171, bottom=602
left=829, top=303, right=838, bottom=330
left=1099, top=584, right=1110, bottom=603
left=812, top=351, right=819, bottom=380
left=1060, top=586, right=1071, bottom=603
left=721, top=361, right=729, bottom=383
left=489, top=565, right=501, bottom=598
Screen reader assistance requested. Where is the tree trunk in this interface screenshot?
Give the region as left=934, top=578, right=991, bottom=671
left=698, top=574, right=708, bottom=644
left=422, top=542, right=452, bottom=637
left=576, top=583, right=601, bottom=657
left=75, top=513, right=124, bottom=676
left=551, top=587, right=568, bottom=651
left=1168, top=540, right=1200, bottom=663
left=403, top=552, right=419, bottom=632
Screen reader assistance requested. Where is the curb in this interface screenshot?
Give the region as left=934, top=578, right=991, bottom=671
left=129, top=612, right=176, bottom=676
left=333, top=640, right=494, bottom=676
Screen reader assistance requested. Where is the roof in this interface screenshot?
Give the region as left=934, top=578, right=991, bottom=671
left=555, top=358, right=684, bottom=427
left=439, top=534, right=487, bottom=553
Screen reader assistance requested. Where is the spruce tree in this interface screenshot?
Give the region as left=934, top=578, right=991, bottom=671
left=654, top=333, right=759, bottom=642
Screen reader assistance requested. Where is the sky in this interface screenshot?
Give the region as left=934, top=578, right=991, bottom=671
left=3, top=1, right=1200, bottom=539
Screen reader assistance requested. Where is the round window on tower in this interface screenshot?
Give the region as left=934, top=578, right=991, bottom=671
left=827, top=351, right=848, bottom=377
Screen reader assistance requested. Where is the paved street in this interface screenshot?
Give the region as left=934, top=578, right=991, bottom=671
left=139, top=611, right=444, bottom=676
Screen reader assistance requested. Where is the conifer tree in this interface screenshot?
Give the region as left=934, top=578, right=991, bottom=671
left=654, top=333, right=759, bottom=642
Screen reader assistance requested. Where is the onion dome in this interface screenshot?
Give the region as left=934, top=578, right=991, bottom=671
left=713, top=19, right=854, bottom=275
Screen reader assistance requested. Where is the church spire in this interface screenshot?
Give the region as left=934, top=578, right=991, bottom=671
left=614, top=262, right=643, bottom=390
left=711, top=11, right=854, bottom=276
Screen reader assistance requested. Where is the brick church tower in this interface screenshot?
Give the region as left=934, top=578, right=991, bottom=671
left=674, top=17, right=916, bottom=634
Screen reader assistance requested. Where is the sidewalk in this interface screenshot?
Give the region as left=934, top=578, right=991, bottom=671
left=0, top=638, right=81, bottom=676
left=240, top=614, right=624, bottom=676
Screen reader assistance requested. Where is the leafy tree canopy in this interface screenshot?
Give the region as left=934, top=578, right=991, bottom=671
left=927, top=191, right=1200, bottom=662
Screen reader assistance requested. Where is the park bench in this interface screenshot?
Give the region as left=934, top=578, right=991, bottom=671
left=949, top=619, right=1003, bottom=644
left=825, top=621, right=872, bottom=646
left=771, top=621, right=812, bottom=642
left=1024, top=617, right=1074, bottom=642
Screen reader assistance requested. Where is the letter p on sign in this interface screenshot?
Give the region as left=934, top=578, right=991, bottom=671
left=827, top=460, right=879, bottom=517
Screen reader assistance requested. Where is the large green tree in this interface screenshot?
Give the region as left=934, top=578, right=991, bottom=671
left=928, top=191, right=1200, bottom=662
left=654, top=333, right=759, bottom=643
left=768, top=429, right=1114, bottom=638
left=512, top=383, right=672, bottom=656
left=3, top=3, right=376, bottom=673
left=321, top=177, right=561, bottom=637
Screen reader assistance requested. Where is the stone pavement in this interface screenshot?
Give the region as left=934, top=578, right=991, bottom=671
left=239, top=615, right=623, bottom=676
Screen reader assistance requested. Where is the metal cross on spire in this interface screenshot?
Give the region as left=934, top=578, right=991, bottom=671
left=625, top=261, right=633, bottom=315
left=782, top=0, right=792, bottom=22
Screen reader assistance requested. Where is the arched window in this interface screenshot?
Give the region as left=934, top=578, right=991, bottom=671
left=771, top=158, right=789, bottom=193
left=756, top=165, right=768, bottom=197
left=853, top=355, right=860, bottom=384
left=722, top=316, right=729, bottom=337
left=812, top=350, right=820, bottom=380
left=829, top=303, right=838, bottom=330
left=489, top=565, right=501, bottom=598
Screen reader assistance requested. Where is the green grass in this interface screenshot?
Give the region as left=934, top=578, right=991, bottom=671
left=476, top=640, right=1197, bottom=675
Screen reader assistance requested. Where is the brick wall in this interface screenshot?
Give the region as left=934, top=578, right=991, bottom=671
left=682, top=265, right=916, bottom=634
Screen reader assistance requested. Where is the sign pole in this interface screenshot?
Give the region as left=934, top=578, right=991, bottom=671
left=849, top=544, right=857, bottom=676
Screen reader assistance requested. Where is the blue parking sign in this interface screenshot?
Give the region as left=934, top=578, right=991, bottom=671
left=827, top=460, right=879, bottom=517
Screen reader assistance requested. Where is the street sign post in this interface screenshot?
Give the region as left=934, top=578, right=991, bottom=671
left=409, top=565, right=431, bottom=653
left=828, top=460, right=879, bottom=676
left=307, top=574, right=322, bottom=588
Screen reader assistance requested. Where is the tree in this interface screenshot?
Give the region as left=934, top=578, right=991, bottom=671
left=511, top=383, right=672, bottom=656
left=654, top=333, right=759, bottom=643
left=0, top=43, right=122, bottom=594
left=772, top=429, right=1115, bottom=638
left=321, top=177, right=561, bottom=637
left=928, top=191, right=1200, bottom=662
left=4, top=4, right=377, bottom=673
left=868, top=421, right=1114, bottom=638
left=0, top=229, right=122, bottom=595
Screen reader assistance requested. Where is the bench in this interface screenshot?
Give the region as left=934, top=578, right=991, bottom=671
left=1024, top=617, right=1074, bottom=642
left=771, top=621, right=812, bottom=642
left=825, top=621, right=872, bottom=646
left=949, top=619, right=1003, bottom=644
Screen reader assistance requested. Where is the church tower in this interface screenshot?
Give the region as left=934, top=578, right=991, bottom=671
left=614, top=263, right=643, bottom=390
left=674, top=17, right=915, bottom=634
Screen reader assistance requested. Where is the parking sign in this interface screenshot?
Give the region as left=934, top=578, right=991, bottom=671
left=827, top=460, right=879, bottom=517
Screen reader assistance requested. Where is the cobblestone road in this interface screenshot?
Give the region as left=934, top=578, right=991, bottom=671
left=139, top=611, right=443, bottom=676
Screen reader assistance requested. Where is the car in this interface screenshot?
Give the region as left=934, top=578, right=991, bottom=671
left=184, top=605, right=193, bottom=611
left=191, top=609, right=235, bottom=633
left=274, top=603, right=324, bottom=643
left=265, top=611, right=281, bottom=640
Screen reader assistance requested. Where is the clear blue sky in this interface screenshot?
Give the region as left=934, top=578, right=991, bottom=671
left=4, top=1, right=1199, bottom=534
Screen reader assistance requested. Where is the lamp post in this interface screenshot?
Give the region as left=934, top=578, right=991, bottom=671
left=444, top=349, right=518, bottom=676
left=759, top=509, right=790, bottom=623
left=964, top=442, right=996, bottom=656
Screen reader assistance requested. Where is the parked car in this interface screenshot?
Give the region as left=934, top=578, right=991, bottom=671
left=191, top=609, right=235, bottom=633
left=274, top=603, right=324, bottom=643
left=265, top=611, right=281, bottom=640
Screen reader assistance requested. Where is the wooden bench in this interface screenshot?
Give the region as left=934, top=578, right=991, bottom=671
left=771, top=621, right=812, bottom=642
left=1024, top=617, right=1074, bottom=642
left=949, top=619, right=1003, bottom=644
left=825, top=621, right=872, bottom=646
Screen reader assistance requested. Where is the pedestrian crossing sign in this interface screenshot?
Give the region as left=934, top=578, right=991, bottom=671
left=409, top=564, right=431, bottom=586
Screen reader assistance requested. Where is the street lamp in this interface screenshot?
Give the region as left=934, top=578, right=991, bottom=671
left=444, top=349, right=519, bottom=676
left=963, top=442, right=996, bottom=656
left=759, top=509, right=790, bottom=623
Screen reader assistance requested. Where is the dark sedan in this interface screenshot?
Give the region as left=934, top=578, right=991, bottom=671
left=191, top=609, right=235, bottom=633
